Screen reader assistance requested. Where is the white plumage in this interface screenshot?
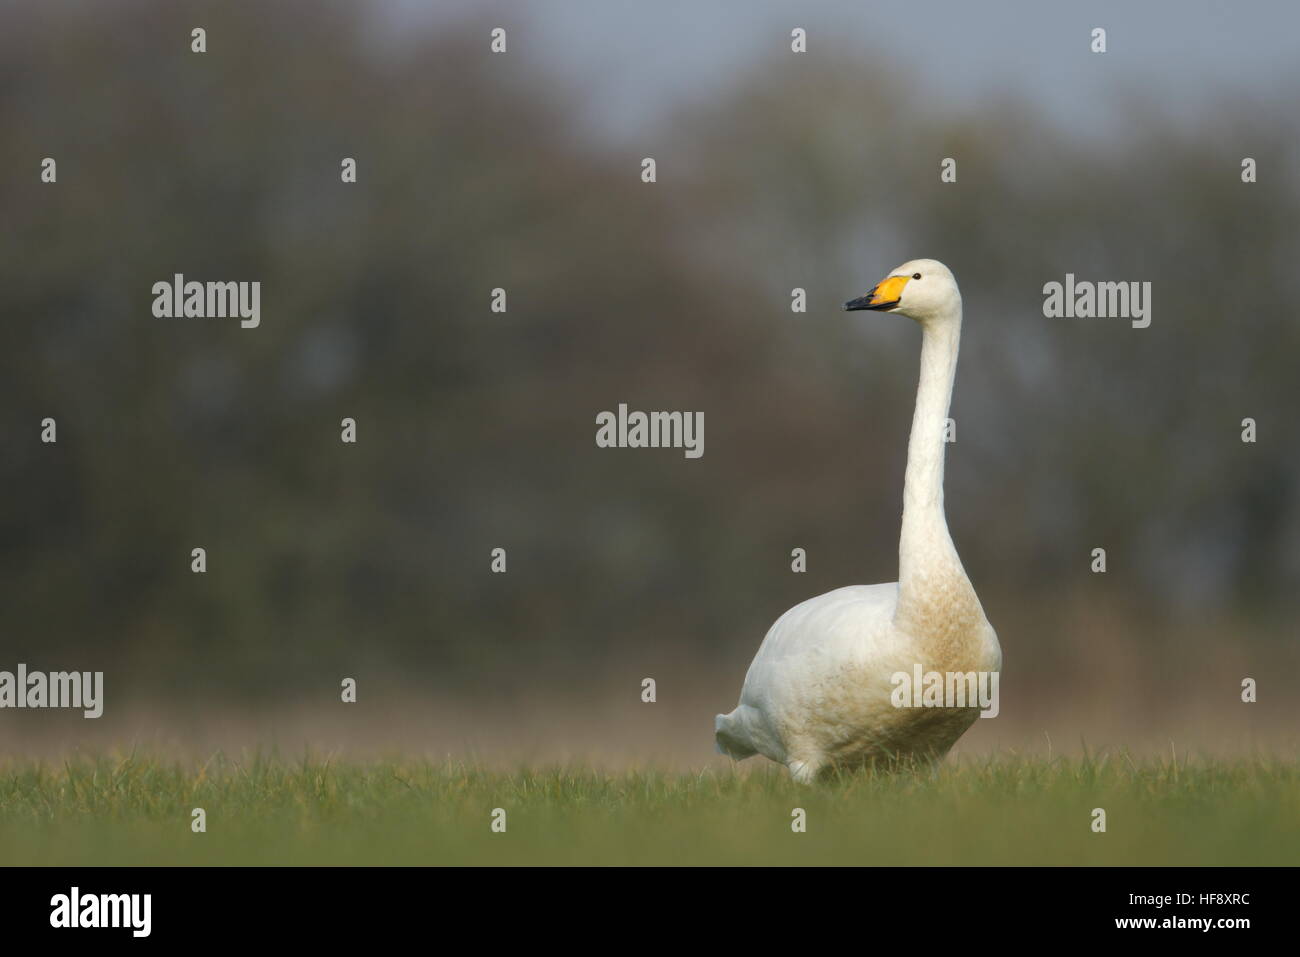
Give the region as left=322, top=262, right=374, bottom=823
left=716, top=259, right=1001, bottom=782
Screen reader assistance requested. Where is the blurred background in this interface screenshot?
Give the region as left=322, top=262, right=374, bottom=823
left=2, top=0, right=1297, bottom=764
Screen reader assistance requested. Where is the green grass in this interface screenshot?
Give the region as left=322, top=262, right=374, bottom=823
left=1, top=752, right=1296, bottom=865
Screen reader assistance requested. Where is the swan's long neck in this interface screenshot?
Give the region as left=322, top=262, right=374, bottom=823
left=893, top=309, right=983, bottom=645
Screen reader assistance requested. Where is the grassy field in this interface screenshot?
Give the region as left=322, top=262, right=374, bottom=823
left=0, top=752, right=1296, bottom=865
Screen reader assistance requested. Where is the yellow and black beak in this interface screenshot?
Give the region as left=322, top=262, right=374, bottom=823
left=844, top=274, right=909, bottom=312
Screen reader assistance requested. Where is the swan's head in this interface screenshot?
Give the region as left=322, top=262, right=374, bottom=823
left=844, top=258, right=960, bottom=324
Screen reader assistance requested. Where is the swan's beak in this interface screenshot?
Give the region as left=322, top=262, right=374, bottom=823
left=844, top=275, right=909, bottom=312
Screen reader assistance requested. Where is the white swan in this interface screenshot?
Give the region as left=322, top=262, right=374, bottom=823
left=716, top=259, right=1000, bottom=782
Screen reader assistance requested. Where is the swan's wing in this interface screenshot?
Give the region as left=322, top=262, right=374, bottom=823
left=716, top=584, right=900, bottom=764
left=747, top=583, right=896, bottom=662
left=738, top=583, right=899, bottom=705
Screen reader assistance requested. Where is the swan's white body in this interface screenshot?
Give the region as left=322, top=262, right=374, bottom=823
left=716, top=259, right=1000, bottom=782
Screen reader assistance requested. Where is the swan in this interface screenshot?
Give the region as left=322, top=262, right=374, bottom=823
left=715, top=259, right=1001, bottom=782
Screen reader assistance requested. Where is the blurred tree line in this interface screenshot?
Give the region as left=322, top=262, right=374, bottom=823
left=1, top=1, right=1296, bottom=708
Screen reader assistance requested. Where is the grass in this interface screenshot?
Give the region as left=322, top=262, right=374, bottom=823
left=0, top=751, right=1296, bottom=865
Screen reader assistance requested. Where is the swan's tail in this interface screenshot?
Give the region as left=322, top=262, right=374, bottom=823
left=714, top=709, right=758, bottom=760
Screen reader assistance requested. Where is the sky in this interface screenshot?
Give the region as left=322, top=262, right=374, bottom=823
left=384, top=0, right=1300, bottom=141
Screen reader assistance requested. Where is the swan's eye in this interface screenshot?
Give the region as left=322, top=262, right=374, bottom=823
left=912, top=273, right=922, bottom=280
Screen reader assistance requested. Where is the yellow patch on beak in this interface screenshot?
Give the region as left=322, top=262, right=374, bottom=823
left=868, top=274, right=910, bottom=307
